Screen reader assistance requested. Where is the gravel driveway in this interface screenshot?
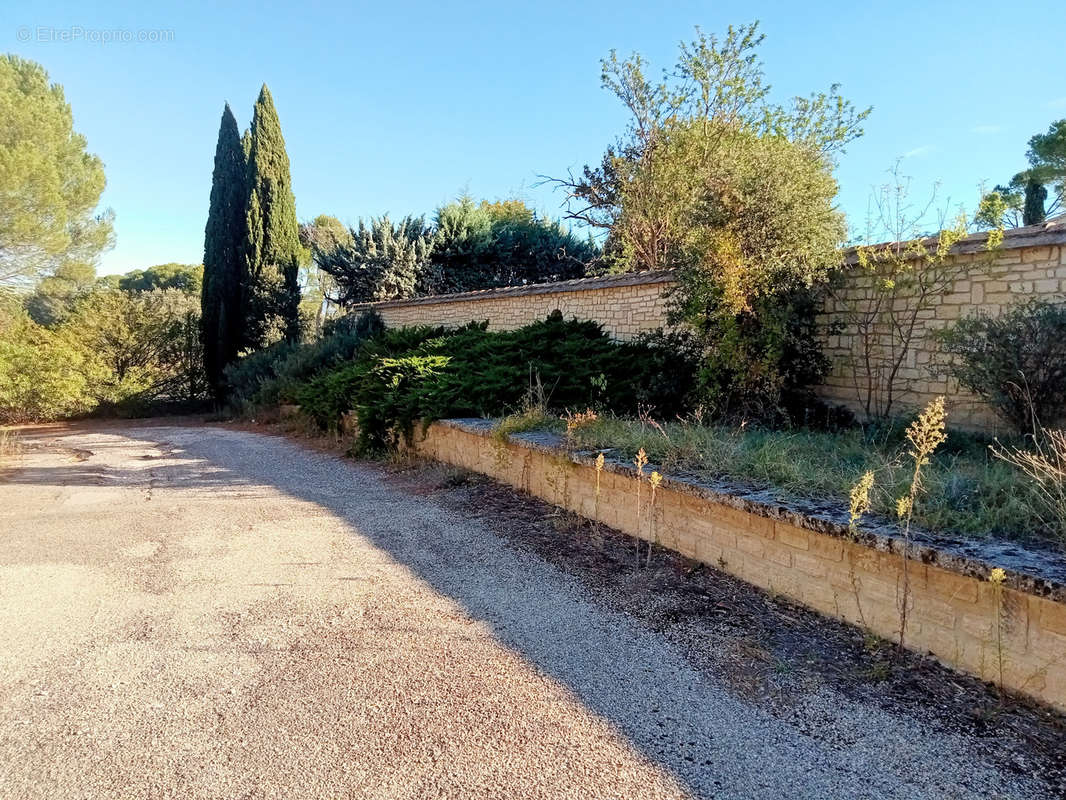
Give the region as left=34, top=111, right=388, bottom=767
left=0, top=423, right=1047, bottom=799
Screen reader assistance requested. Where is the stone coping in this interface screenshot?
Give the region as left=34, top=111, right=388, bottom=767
left=347, top=270, right=677, bottom=311
left=840, top=215, right=1066, bottom=266
left=435, top=418, right=1066, bottom=602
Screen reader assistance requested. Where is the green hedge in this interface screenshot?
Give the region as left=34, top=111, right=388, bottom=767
left=294, top=311, right=697, bottom=452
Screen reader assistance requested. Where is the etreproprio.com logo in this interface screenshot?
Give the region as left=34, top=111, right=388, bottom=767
left=16, top=26, right=175, bottom=44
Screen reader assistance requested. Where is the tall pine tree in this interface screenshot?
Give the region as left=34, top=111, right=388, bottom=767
left=201, top=103, right=248, bottom=397
left=244, top=85, right=304, bottom=345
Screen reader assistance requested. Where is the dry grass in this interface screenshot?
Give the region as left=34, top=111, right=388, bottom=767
left=0, top=428, right=21, bottom=459
left=992, top=428, right=1066, bottom=543
left=496, top=410, right=1049, bottom=547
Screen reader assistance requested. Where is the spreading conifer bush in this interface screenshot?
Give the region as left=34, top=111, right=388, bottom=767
left=224, top=311, right=383, bottom=414
left=294, top=312, right=698, bottom=452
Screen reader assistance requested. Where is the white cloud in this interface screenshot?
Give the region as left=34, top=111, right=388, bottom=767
left=902, top=145, right=934, bottom=159
left=971, top=124, right=1001, bottom=135
left=1046, top=96, right=1066, bottom=110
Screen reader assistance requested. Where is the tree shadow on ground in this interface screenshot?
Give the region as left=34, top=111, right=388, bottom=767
left=6, top=423, right=1042, bottom=800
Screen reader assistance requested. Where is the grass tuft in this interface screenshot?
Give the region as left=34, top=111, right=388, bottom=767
left=555, top=414, right=1050, bottom=547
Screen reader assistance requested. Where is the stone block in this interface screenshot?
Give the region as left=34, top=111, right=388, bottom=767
left=775, top=522, right=810, bottom=550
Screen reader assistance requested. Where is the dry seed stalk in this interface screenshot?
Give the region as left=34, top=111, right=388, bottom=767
left=896, top=397, right=946, bottom=650
left=634, top=447, right=647, bottom=565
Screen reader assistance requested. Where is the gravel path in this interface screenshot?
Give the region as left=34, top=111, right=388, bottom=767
left=0, top=423, right=1046, bottom=799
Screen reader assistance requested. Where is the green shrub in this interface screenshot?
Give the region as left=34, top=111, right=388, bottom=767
left=938, top=299, right=1066, bottom=433
left=1, top=288, right=205, bottom=422
left=223, top=340, right=299, bottom=414
left=682, top=288, right=833, bottom=423
left=321, top=308, right=386, bottom=339
left=294, top=312, right=699, bottom=452
left=292, top=322, right=444, bottom=437
left=223, top=310, right=383, bottom=415
left=0, top=313, right=99, bottom=422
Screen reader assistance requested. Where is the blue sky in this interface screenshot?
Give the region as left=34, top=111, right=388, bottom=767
left=4, top=0, right=1065, bottom=276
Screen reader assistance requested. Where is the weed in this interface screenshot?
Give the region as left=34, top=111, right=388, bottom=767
left=0, top=429, right=21, bottom=463
left=647, top=470, right=662, bottom=567
left=989, top=567, right=1007, bottom=690
left=0, top=428, right=18, bottom=453
left=849, top=470, right=874, bottom=534
left=490, top=377, right=560, bottom=468
left=634, top=447, right=648, bottom=565
left=861, top=660, right=893, bottom=682
left=594, top=451, right=605, bottom=523
left=896, top=397, right=947, bottom=650
left=560, top=411, right=1038, bottom=546
left=564, top=408, right=599, bottom=444
left=992, top=428, right=1066, bottom=545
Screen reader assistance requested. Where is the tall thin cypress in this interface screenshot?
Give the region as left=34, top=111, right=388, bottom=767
left=244, top=84, right=304, bottom=344
left=1023, top=176, right=1047, bottom=227
left=201, top=103, right=248, bottom=398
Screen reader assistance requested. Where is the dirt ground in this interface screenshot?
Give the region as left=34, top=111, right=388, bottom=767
left=0, top=419, right=1062, bottom=799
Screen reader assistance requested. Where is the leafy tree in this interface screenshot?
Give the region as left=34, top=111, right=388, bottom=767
left=0, top=308, right=101, bottom=421
left=421, top=196, right=597, bottom=294
left=0, top=55, right=114, bottom=288
left=299, top=214, right=351, bottom=332
left=300, top=214, right=351, bottom=254
left=314, top=215, right=432, bottom=305
left=554, top=23, right=868, bottom=420
left=13, top=286, right=206, bottom=421
left=974, top=184, right=1024, bottom=230
left=24, top=262, right=96, bottom=326
left=1026, top=119, right=1065, bottom=220
left=120, top=263, right=202, bottom=294
left=61, top=287, right=206, bottom=406
left=555, top=24, right=867, bottom=275
left=979, top=119, right=1065, bottom=228
left=201, top=104, right=248, bottom=395
left=0, top=286, right=206, bottom=421
left=95, top=274, right=123, bottom=290
left=244, top=85, right=305, bottom=345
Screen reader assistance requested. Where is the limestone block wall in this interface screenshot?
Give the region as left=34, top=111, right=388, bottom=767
left=352, top=221, right=1066, bottom=431
left=348, top=271, right=674, bottom=342
left=414, top=419, right=1066, bottom=713
left=819, top=233, right=1066, bottom=432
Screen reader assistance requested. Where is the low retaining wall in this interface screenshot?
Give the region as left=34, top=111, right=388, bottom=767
left=413, top=419, right=1066, bottom=712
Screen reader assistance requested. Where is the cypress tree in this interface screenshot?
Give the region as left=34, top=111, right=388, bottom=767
left=201, top=103, right=248, bottom=398
left=244, top=84, right=304, bottom=344
left=1023, top=176, right=1047, bottom=227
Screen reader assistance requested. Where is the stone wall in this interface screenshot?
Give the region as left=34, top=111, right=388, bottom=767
left=352, top=220, right=1066, bottom=431
left=819, top=225, right=1066, bottom=432
left=350, top=271, right=674, bottom=342
left=413, top=419, right=1066, bottom=713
